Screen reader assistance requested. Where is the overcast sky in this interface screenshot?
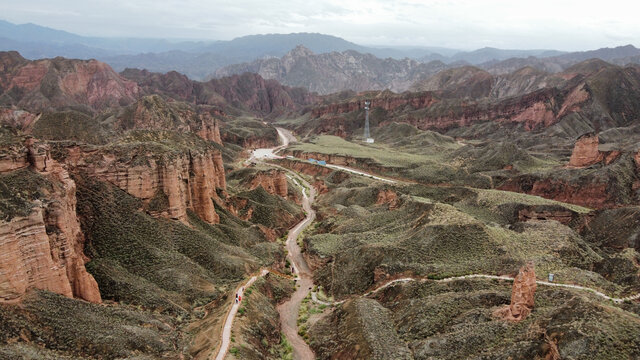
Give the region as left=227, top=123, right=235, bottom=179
left=1, top=0, right=639, bottom=51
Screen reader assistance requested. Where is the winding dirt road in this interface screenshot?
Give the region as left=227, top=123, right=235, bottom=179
left=216, top=126, right=639, bottom=360
left=276, top=177, right=317, bottom=360
left=215, top=128, right=317, bottom=360
left=311, top=273, right=640, bottom=307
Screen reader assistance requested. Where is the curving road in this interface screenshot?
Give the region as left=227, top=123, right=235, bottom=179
left=214, top=269, right=269, bottom=360
left=218, top=126, right=640, bottom=360
left=214, top=128, right=313, bottom=360
left=310, top=274, right=640, bottom=306
left=276, top=176, right=317, bottom=360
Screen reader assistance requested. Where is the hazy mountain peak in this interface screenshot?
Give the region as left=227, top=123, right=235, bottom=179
left=287, top=44, right=315, bottom=57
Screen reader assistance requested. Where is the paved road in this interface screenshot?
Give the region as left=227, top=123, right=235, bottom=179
left=249, top=127, right=295, bottom=161
left=214, top=269, right=269, bottom=360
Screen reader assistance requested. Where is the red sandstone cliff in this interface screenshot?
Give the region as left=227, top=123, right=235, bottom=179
left=0, top=139, right=101, bottom=303
left=244, top=169, right=288, bottom=198
left=121, top=68, right=318, bottom=116
left=567, top=133, right=623, bottom=167
left=0, top=51, right=139, bottom=112
left=118, top=95, right=223, bottom=145
left=305, top=80, right=597, bottom=136
left=67, top=146, right=226, bottom=224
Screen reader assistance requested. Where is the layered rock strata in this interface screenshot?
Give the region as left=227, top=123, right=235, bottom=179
left=244, top=169, right=288, bottom=198
left=0, top=139, right=101, bottom=303
left=67, top=147, right=226, bottom=224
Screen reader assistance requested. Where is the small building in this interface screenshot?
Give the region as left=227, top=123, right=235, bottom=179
left=366, top=138, right=375, bottom=143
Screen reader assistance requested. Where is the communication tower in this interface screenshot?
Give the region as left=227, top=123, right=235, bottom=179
left=364, top=100, right=374, bottom=143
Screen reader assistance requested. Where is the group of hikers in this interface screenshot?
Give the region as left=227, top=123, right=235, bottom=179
left=234, top=265, right=296, bottom=304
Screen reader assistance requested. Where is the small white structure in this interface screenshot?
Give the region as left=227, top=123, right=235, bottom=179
left=366, top=138, right=375, bottom=143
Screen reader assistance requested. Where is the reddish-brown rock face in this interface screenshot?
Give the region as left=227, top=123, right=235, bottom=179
left=118, top=96, right=223, bottom=145
left=311, top=92, right=438, bottom=118
left=0, top=141, right=101, bottom=303
left=500, top=178, right=611, bottom=209
left=275, top=158, right=334, bottom=177
left=635, top=151, right=640, bottom=169
left=568, top=134, right=603, bottom=167
left=494, top=262, right=537, bottom=322
left=283, top=150, right=391, bottom=175
left=518, top=208, right=574, bottom=225
left=68, top=147, right=226, bottom=224
left=313, top=180, right=329, bottom=195
left=0, top=109, right=39, bottom=133
left=306, top=82, right=596, bottom=136
left=0, top=52, right=139, bottom=112
left=245, top=170, right=288, bottom=198
left=122, top=68, right=318, bottom=116
left=376, top=189, right=399, bottom=210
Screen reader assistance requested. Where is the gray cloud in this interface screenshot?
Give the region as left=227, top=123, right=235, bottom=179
left=1, top=0, right=638, bottom=50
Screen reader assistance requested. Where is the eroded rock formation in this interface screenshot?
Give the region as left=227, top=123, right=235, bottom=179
left=244, top=169, right=288, bottom=198
left=495, top=262, right=537, bottom=322
left=67, top=146, right=226, bottom=224
left=376, top=189, right=399, bottom=210
left=0, top=51, right=139, bottom=112
left=0, top=139, right=101, bottom=303
left=568, top=134, right=604, bottom=167
left=118, top=95, right=223, bottom=145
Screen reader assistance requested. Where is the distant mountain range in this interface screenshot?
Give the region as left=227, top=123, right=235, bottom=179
left=0, top=19, right=569, bottom=79
left=1, top=18, right=640, bottom=92
left=214, top=44, right=640, bottom=94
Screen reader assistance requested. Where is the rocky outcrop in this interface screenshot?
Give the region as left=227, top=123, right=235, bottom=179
left=221, top=132, right=277, bottom=149
left=376, top=189, right=399, bottom=210
left=122, top=68, right=318, bottom=116
left=275, top=158, right=334, bottom=177
left=494, top=262, right=537, bottom=322
left=517, top=207, right=575, bottom=225
left=67, top=146, right=226, bottom=224
left=244, top=169, right=288, bottom=198
left=313, top=180, right=329, bottom=195
left=0, top=51, right=139, bottom=112
left=568, top=134, right=603, bottom=167
left=500, top=177, right=611, bottom=209
left=283, top=150, right=392, bottom=175
left=0, top=108, right=39, bottom=133
left=0, top=139, right=100, bottom=303
left=311, top=91, right=438, bottom=118
left=118, top=95, right=223, bottom=145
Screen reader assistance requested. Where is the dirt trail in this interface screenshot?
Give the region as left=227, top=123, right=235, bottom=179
left=214, top=128, right=313, bottom=360
left=276, top=177, right=317, bottom=360
left=213, top=269, right=269, bottom=360
left=311, top=274, right=640, bottom=306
